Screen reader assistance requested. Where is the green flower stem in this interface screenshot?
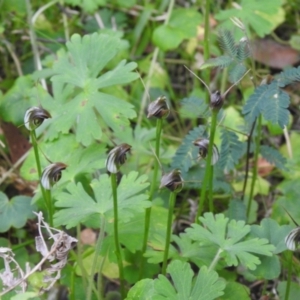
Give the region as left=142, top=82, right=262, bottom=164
left=25, top=0, right=47, bottom=91
left=285, top=250, right=293, bottom=300
left=162, top=191, right=176, bottom=276
left=30, top=131, right=53, bottom=226
left=139, top=118, right=163, bottom=279
left=241, top=120, right=256, bottom=201
left=87, top=217, right=106, bottom=300
left=111, top=173, right=125, bottom=299
left=196, top=110, right=218, bottom=223
left=246, top=115, right=262, bottom=220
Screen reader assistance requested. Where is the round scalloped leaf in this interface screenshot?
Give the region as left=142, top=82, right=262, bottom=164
left=0, top=192, right=36, bottom=232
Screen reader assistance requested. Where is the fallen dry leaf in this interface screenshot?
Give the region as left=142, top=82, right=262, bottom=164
left=251, top=39, right=300, bottom=69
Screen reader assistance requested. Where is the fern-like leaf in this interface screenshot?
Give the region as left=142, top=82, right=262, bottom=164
left=200, top=55, right=234, bottom=70
left=243, top=82, right=290, bottom=128
left=228, top=63, right=247, bottom=84
left=260, top=145, right=287, bottom=171
left=275, top=66, right=300, bottom=87
left=236, top=39, right=250, bottom=62
left=219, top=129, right=245, bottom=172
left=180, top=96, right=210, bottom=119
left=219, top=30, right=237, bottom=57
left=242, top=84, right=269, bottom=125
left=262, top=84, right=290, bottom=128
left=171, top=126, right=206, bottom=172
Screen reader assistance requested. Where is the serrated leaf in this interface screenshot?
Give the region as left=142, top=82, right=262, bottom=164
left=215, top=0, right=284, bottom=37
left=219, top=129, right=245, bottom=171
left=260, top=145, right=287, bottom=171
left=0, top=192, right=36, bottom=232
left=228, top=63, right=247, bottom=84
left=171, top=126, right=206, bottom=172
left=275, top=66, right=300, bottom=87
left=127, top=260, right=225, bottom=300
left=200, top=55, right=234, bottom=70
left=219, top=30, right=237, bottom=57
left=243, top=82, right=290, bottom=128
left=262, top=86, right=290, bottom=128
left=54, top=171, right=150, bottom=228
left=186, top=213, right=275, bottom=270
left=179, top=96, right=209, bottom=119
left=48, top=33, right=138, bottom=146
left=153, top=260, right=225, bottom=300
left=242, top=84, right=269, bottom=125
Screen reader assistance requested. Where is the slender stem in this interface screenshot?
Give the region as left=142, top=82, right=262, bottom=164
left=246, top=115, right=262, bottom=219
left=25, top=0, right=47, bottom=91
left=285, top=251, right=293, bottom=300
left=137, top=0, right=175, bottom=125
left=241, top=120, right=256, bottom=201
left=208, top=248, right=222, bottom=271
left=111, top=173, right=125, bottom=299
left=162, top=192, right=176, bottom=275
left=196, top=110, right=218, bottom=223
left=60, top=0, right=70, bottom=41
left=203, top=0, right=211, bottom=104
left=87, top=217, right=106, bottom=300
left=139, top=118, right=162, bottom=279
left=30, top=131, right=53, bottom=226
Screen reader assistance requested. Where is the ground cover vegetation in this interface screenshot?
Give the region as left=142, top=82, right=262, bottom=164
left=1, top=0, right=300, bottom=299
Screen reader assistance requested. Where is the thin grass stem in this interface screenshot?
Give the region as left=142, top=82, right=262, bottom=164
left=246, top=115, right=262, bottom=219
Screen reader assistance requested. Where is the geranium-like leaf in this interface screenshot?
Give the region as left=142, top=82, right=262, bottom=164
left=54, top=171, right=150, bottom=228
left=215, top=0, right=284, bottom=37
left=127, top=260, right=225, bottom=300
left=48, top=33, right=138, bottom=146
left=0, top=192, right=36, bottom=232
left=186, top=213, right=275, bottom=270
